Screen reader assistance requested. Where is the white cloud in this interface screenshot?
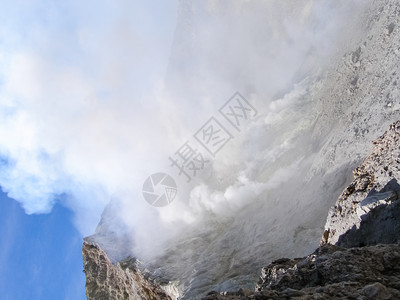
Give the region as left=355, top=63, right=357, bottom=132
left=0, top=0, right=179, bottom=234
left=0, top=0, right=369, bottom=250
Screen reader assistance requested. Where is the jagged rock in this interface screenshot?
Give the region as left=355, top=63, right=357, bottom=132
left=322, top=121, right=400, bottom=247
left=82, top=242, right=171, bottom=300
left=203, top=121, right=400, bottom=299
left=204, top=245, right=400, bottom=299
left=256, top=244, right=400, bottom=294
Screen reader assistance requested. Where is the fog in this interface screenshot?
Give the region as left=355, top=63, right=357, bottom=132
left=0, top=0, right=372, bottom=296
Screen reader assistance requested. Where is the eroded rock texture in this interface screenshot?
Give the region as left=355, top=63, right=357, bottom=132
left=202, top=122, right=400, bottom=299
left=204, top=245, right=400, bottom=300
left=82, top=242, right=171, bottom=300
left=255, top=244, right=400, bottom=299
left=322, top=121, right=400, bottom=247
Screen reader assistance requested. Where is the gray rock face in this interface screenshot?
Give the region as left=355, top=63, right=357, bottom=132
left=202, top=121, right=400, bottom=299
left=256, top=244, right=400, bottom=299
left=322, top=121, right=400, bottom=248
left=82, top=242, right=172, bottom=300
left=204, top=244, right=400, bottom=299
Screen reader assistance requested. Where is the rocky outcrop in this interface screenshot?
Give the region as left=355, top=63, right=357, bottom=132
left=202, top=122, right=400, bottom=299
left=322, top=121, right=400, bottom=247
left=82, top=242, right=171, bottom=300
left=256, top=244, right=400, bottom=299
left=205, top=244, right=400, bottom=299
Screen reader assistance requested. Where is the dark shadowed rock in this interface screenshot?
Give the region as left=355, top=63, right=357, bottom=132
left=322, top=121, right=400, bottom=248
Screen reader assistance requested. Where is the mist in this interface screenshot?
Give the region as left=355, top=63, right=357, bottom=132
left=0, top=0, right=373, bottom=295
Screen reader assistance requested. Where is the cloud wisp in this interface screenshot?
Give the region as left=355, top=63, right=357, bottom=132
left=0, top=0, right=369, bottom=273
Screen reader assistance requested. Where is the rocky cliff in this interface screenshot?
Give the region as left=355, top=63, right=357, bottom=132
left=202, top=121, right=400, bottom=299
left=322, top=121, right=400, bottom=248
left=82, top=0, right=400, bottom=298
left=83, top=122, right=400, bottom=299
left=205, top=244, right=400, bottom=299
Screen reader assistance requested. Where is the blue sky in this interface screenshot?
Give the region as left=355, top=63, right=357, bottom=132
left=0, top=190, right=86, bottom=300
